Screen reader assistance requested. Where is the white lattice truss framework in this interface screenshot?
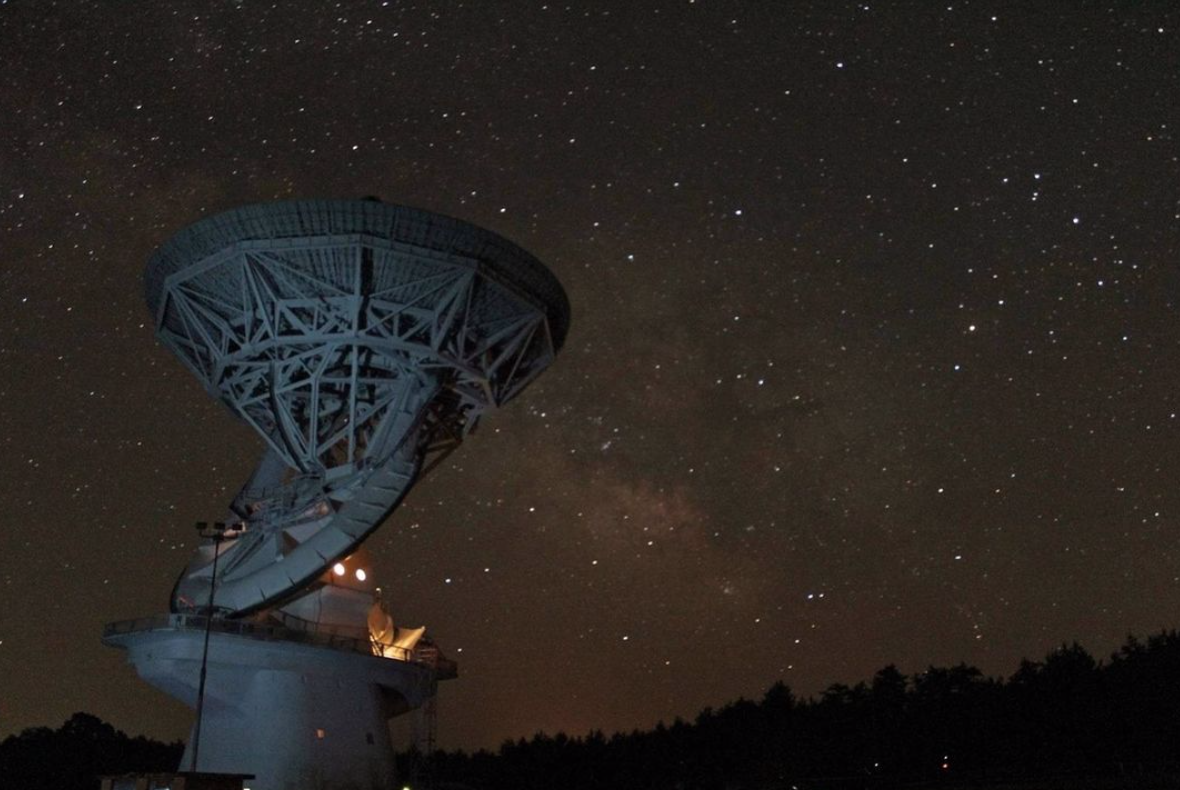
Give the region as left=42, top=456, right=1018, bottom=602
left=155, top=233, right=559, bottom=616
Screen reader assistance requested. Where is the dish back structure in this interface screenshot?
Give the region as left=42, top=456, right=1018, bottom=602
left=146, top=199, right=568, bottom=617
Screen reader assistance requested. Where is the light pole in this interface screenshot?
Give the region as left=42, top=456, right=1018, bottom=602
left=190, top=520, right=228, bottom=773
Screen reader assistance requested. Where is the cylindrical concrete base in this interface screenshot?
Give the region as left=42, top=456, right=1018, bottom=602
left=106, top=621, right=434, bottom=790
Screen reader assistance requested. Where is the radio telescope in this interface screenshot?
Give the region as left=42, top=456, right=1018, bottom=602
left=103, top=199, right=569, bottom=790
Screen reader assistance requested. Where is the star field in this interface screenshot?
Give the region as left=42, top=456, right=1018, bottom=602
left=1, top=1, right=1179, bottom=750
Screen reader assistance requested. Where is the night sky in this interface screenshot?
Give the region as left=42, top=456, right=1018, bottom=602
left=2, top=1, right=1179, bottom=751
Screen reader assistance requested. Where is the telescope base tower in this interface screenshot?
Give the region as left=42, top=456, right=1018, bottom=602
left=105, top=617, right=441, bottom=790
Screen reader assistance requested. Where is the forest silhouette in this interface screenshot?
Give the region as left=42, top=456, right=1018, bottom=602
left=417, top=630, right=1180, bottom=789
left=5, top=630, right=1179, bottom=789
left=0, top=712, right=180, bottom=790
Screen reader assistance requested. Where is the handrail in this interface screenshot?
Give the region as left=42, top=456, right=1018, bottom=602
left=102, top=614, right=422, bottom=665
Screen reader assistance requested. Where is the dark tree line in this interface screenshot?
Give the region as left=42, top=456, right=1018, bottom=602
left=0, top=712, right=182, bottom=790
left=418, top=631, right=1180, bottom=790
left=7, top=631, right=1180, bottom=789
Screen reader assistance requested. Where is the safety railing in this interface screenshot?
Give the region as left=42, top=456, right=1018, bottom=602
left=102, top=613, right=422, bottom=665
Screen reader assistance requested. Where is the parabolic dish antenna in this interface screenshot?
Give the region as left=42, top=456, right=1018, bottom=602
left=145, top=199, right=569, bottom=617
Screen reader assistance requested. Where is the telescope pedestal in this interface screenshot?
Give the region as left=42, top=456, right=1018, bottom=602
left=105, top=618, right=435, bottom=790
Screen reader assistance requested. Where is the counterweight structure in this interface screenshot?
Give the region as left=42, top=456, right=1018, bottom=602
left=103, top=200, right=569, bottom=790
